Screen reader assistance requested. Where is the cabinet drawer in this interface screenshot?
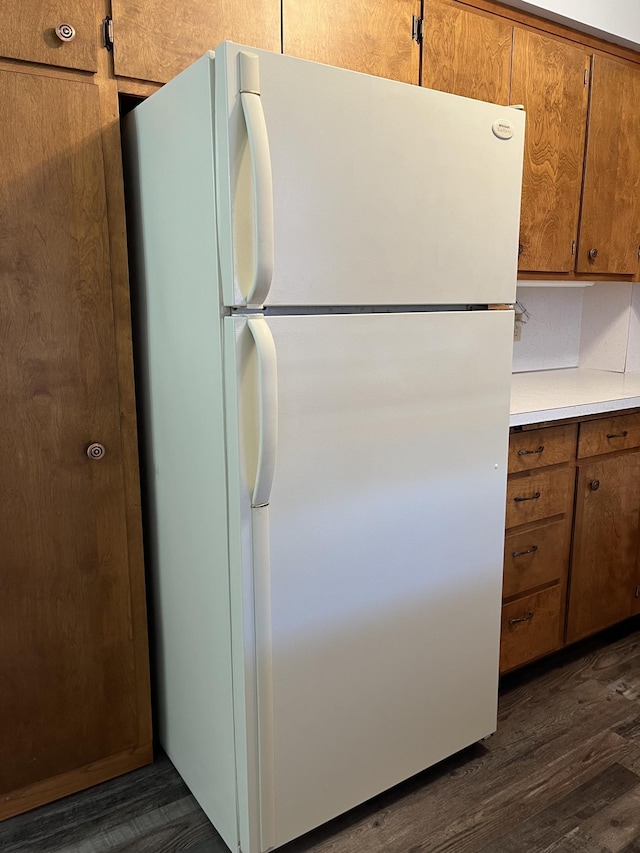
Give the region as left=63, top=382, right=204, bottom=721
left=578, top=413, right=640, bottom=458
left=505, top=467, right=574, bottom=529
left=509, top=424, right=577, bottom=473
left=503, top=519, right=569, bottom=599
left=500, top=585, right=562, bottom=672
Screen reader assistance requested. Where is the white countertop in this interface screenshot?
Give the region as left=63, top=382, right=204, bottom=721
left=510, top=368, right=640, bottom=426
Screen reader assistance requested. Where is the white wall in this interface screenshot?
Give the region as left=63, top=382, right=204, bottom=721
left=499, top=1, right=640, bottom=50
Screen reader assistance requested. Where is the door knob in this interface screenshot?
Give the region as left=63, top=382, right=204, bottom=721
left=55, top=23, right=76, bottom=42
left=588, top=248, right=598, bottom=261
left=86, top=443, right=106, bottom=460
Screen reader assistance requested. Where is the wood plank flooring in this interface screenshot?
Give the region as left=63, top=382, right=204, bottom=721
left=2, top=619, right=640, bottom=853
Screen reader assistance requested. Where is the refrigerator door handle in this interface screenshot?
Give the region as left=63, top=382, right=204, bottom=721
left=247, top=316, right=278, bottom=507
left=239, top=51, right=274, bottom=307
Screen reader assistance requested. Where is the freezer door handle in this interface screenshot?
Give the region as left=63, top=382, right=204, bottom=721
left=239, top=51, right=274, bottom=307
left=247, top=317, right=278, bottom=507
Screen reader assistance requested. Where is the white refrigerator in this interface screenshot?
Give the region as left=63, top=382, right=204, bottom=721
left=124, top=43, right=524, bottom=853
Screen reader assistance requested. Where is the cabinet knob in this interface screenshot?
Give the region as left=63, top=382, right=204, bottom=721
left=590, top=479, right=600, bottom=491
left=518, top=242, right=524, bottom=257
left=86, top=442, right=106, bottom=460
left=55, top=23, right=76, bottom=42
left=588, top=248, right=598, bottom=261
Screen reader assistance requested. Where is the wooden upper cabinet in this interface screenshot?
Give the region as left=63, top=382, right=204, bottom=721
left=511, top=31, right=589, bottom=273
left=421, top=0, right=512, bottom=104
left=111, top=0, right=281, bottom=84
left=577, top=56, right=640, bottom=275
left=283, top=0, right=421, bottom=84
left=0, top=68, right=148, bottom=802
left=0, top=2, right=97, bottom=71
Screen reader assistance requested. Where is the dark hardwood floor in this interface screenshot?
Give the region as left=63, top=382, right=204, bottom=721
left=3, top=619, right=640, bottom=853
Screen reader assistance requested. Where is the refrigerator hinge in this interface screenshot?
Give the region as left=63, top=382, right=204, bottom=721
left=412, top=15, right=424, bottom=44
left=102, top=15, right=114, bottom=51
left=571, top=240, right=576, bottom=257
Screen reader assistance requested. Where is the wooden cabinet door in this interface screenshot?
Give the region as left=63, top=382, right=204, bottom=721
left=577, top=56, right=640, bottom=275
left=0, top=1, right=97, bottom=71
left=511, top=30, right=589, bottom=273
left=421, top=0, right=511, bottom=103
left=283, top=0, right=421, bottom=83
left=111, top=0, right=280, bottom=84
left=0, top=68, right=146, bottom=798
left=566, top=454, right=640, bottom=643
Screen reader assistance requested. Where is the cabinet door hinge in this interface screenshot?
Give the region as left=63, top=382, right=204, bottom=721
left=571, top=240, right=576, bottom=256
left=412, top=15, right=424, bottom=44
left=103, top=15, right=114, bottom=51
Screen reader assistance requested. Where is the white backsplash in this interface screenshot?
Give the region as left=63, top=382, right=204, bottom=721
left=579, top=282, right=633, bottom=371
left=512, top=286, right=584, bottom=372
left=513, top=282, right=640, bottom=374
left=625, top=285, right=640, bottom=372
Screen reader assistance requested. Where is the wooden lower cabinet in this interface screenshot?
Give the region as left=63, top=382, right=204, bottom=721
left=566, top=453, right=640, bottom=642
left=0, top=65, right=150, bottom=817
left=502, top=415, right=640, bottom=673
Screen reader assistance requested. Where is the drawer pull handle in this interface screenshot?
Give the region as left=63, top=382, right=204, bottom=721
left=517, top=445, right=544, bottom=456
left=509, top=611, right=534, bottom=626
left=514, top=492, right=541, bottom=503
left=513, top=545, right=538, bottom=557
left=606, top=431, right=628, bottom=439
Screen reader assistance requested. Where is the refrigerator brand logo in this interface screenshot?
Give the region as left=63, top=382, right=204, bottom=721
left=492, top=120, right=514, bottom=140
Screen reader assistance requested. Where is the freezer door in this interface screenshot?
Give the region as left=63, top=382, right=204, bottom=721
left=225, top=310, right=513, bottom=850
left=214, top=43, right=524, bottom=308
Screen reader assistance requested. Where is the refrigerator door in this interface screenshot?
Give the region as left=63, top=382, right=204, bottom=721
left=215, top=43, right=524, bottom=308
left=225, top=309, right=513, bottom=849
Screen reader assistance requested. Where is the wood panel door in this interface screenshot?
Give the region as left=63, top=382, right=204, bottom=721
left=111, top=0, right=281, bottom=85
left=511, top=30, right=589, bottom=273
left=0, top=2, right=97, bottom=71
left=566, top=454, right=640, bottom=643
left=0, top=68, right=146, bottom=797
left=283, top=0, right=421, bottom=84
left=421, top=0, right=512, bottom=103
left=577, top=56, right=640, bottom=275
